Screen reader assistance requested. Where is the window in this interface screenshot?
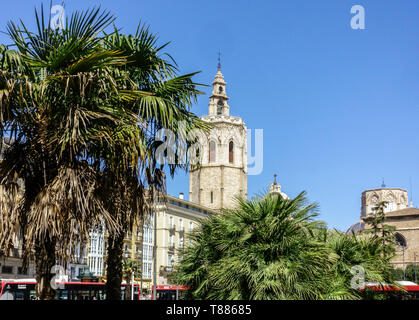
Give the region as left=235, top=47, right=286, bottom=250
left=168, top=254, right=174, bottom=267
left=179, top=235, right=184, bottom=248
left=386, top=202, right=397, bottom=212
left=189, top=222, right=193, bottom=232
left=2, top=266, right=13, bottom=274
left=169, top=216, right=173, bottom=228
left=179, top=219, right=183, bottom=231
left=218, top=86, right=223, bottom=93
left=229, top=141, right=234, bottom=164
left=217, top=101, right=223, bottom=115
left=210, top=191, right=213, bottom=204
left=18, top=267, right=27, bottom=275
left=209, top=141, right=216, bottom=163
left=395, top=233, right=407, bottom=248
left=12, top=248, right=19, bottom=258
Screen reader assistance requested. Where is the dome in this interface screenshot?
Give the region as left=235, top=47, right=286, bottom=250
left=346, top=221, right=365, bottom=234
left=269, top=182, right=289, bottom=199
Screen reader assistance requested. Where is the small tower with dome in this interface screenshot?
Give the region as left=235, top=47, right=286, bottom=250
left=269, top=174, right=289, bottom=199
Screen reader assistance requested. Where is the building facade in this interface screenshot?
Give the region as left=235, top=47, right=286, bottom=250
left=0, top=236, right=36, bottom=280
left=83, top=194, right=213, bottom=291
left=354, top=187, right=419, bottom=270
left=154, top=194, right=213, bottom=286
left=189, top=66, right=248, bottom=210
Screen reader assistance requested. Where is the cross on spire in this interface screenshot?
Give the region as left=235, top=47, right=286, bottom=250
left=273, top=174, right=277, bottom=185
left=381, top=178, right=386, bottom=188
left=218, top=50, right=221, bottom=71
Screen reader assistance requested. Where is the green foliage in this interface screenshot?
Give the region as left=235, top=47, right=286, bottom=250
left=363, top=201, right=396, bottom=259
left=405, top=264, right=419, bottom=283
left=392, top=264, right=419, bottom=282
left=321, top=230, right=396, bottom=299
left=123, top=259, right=142, bottom=280
left=390, top=267, right=405, bottom=281
left=174, top=192, right=396, bottom=300
left=0, top=4, right=207, bottom=299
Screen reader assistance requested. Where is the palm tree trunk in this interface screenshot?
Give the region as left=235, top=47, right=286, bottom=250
left=35, top=236, right=56, bottom=300
left=106, top=233, right=124, bottom=300
left=125, top=275, right=132, bottom=300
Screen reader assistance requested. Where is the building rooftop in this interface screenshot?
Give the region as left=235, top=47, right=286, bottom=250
left=384, top=207, right=419, bottom=217
left=165, top=194, right=215, bottom=216
left=361, top=207, right=419, bottom=222
left=362, top=187, right=407, bottom=193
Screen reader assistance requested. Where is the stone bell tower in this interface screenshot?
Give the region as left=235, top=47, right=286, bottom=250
left=189, top=57, right=247, bottom=210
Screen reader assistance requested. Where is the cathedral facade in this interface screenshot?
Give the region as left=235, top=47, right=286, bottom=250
left=349, top=186, right=419, bottom=270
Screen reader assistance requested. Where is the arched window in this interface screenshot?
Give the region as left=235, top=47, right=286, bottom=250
left=209, top=141, right=216, bottom=163
left=217, top=101, right=223, bottom=115
left=395, top=233, right=407, bottom=248
left=229, top=141, right=234, bottom=164
left=218, top=86, right=223, bottom=93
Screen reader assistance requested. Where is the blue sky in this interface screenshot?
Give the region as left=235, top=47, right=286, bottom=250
left=1, top=0, right=418, bottom=231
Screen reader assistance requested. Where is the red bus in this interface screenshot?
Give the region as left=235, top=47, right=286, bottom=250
left=0, top=279, right=140, bottom=300
left=363, top=281, right=419, bottom=300
left=152, top=285, right=189, bottom=300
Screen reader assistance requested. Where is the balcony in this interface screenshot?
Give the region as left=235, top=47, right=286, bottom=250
left=159, top=265, right=174, bottom=274
left=178, top=226, right=185, bottom=234
left=168, top=243, right=175, bottom=251
left=2, top=248, right=24, bottom=259
left=168, top=224, right=176, bottom=233
left=71, top=257, right=87, bottom=265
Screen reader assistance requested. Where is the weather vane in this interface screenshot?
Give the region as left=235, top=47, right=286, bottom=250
left=274, top=174, right=277, bottom=185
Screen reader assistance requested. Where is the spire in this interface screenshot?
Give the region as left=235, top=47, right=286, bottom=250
left=269, top=174, right=289, bottom=199
left=208, top=53, right=229, bottom=116
left=381, top=178, right=386, bottom=188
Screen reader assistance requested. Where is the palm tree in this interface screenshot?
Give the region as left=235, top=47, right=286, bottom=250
left=174, top=191, right=335, bottom=299
left=0, top=6, right=144, bottom=299
left=319, top=229, right=396, bottom=299
left=122, top=259, right=141, bottom=300
left=174, top=191, right=397, bottom=300
left=1, top=5, right=208, bottom=300
left=99, top=26, right=209, bottom=300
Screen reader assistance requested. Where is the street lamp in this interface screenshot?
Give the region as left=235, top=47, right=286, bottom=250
left=140, top=227, right=144, bottom=300
left=131, top=271, right=134, bottom=300
left=152, top=197, right=158, bottom=300
left=403, top=246, right=406, bottom=281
